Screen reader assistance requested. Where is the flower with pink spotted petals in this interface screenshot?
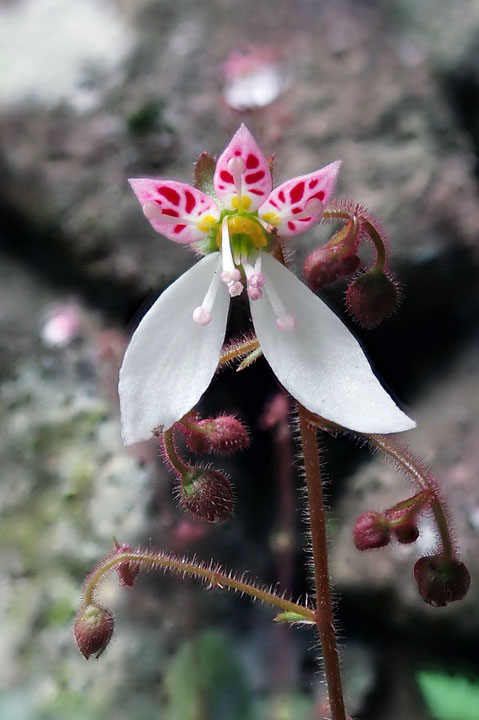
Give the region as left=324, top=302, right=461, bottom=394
left=119, top=124, right=416, bottom=445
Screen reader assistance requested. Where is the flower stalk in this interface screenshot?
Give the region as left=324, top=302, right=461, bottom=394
left=81, top=550, right=315, bottom=622
left=298, top=404, right=347, bottom=720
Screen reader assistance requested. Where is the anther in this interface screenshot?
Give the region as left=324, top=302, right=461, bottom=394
left=192, top=306, right=212, bottom=326
left=192, top=260, right=222, bottom=326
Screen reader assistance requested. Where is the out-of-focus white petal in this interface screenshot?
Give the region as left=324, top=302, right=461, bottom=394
left=250, top=254, right=416, bottom=434
left=119, top=253, right=229, bottom=444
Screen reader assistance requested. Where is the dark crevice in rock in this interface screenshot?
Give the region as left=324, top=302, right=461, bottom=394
left=0, top=200, right=146, bottom=325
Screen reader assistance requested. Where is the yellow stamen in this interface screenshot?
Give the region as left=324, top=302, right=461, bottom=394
left=197, top=215, right=217, bottom=233
left=231, top=195, right=252, bottom=211
left=261, top=211, right=280, bottom=226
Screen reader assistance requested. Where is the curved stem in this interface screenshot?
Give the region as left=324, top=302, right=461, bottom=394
left=163, top=428, right=189, bottom=475
left=366, top=433, right=455, bottom=559
left=83, top=551, right=315, bottom=622
left=298, top=405, right=346, bottom=720
left=303, top=410, right=456, bottom=561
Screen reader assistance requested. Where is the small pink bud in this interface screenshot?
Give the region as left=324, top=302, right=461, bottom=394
left=74, top=603, right=114, bottom=660
left=185, top=416, right=249, bottom=456
left=353, top=511, right=390, bottom=550
left=114, top=541, right=140, bottom=587
left=346, top=270, right=399, bottom=328
left=204, top=416, right=250, bottom=455
left=414, top=555, right=471, bottom=607
left=180, top=468, right=234, bottom=523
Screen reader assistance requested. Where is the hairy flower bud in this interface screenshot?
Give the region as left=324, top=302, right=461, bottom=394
left=414, top=555, right=471, bottom=607
left=74, top=603, right=114, bottom=660
left=114, top=541, right=140, bottom=587
left=385, top=508, right=420, bottom=545
left=184, top=416, right=250, bottom=455
left=392, top=520, right=419, bottom=544
left=179, top=468, right=233, bottom=523
left=303, top=247, right=360, bottom=290
left=346, top=270, right=399, bottom=328
left=353, top=511, right=390, bottom=550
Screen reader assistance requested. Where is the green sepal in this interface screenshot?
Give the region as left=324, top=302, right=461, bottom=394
left=237, top=347, right=263, bottom=372
left=273, top=611, right=313, bottom=624
left=194, top=151, right=217, bottom=197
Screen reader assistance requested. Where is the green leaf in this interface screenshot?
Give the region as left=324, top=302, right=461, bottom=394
left=417, top=670, right=479, bottom=720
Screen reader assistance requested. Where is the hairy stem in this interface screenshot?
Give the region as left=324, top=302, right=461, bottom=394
left=298, top=405, right=346, bottom=720
left=366, top=434, right=455, bottom=559
left=304, top=411, right=456, bottom=561
left=219, top=336, right=260, bottom=367
left=163, top=429, right=189, bottom=475
left=83, top=551, right=315, bottom=621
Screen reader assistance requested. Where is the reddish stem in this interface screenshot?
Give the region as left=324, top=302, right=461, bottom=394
left=298, top=405, right=346, bottom=720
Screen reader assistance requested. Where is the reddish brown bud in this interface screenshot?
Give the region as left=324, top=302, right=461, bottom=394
left=185, top=416, right=249, bottom=455
left=180, top=468, right=233, bottom=523
left=114, top=542, right=140, bottom=587
left=414, top=555, right=471, bottom=607
left=346, top=270, right=399, bottom=328
left=304, top=248, right=360, bottom=290
left=385, top=508, right=420, bottom=545
left=392, top=520, right=419, bottom=544
left=353, top=511, right=390, bottom=550
left=74, top=603, right=114, bottom=660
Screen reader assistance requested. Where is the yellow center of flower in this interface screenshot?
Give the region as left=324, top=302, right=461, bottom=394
left=216, top=215, right=267, bottom=250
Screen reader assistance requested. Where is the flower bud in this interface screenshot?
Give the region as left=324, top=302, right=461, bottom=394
left=392, top=520, right=419, bottom=544
left=114, top=542, right=140, bottom=587
left=385, top=508, right=419, bottom=545
left=180, top=468, right=233, bottom=523
left=346, top=270, right=399, bottom=328
left=353, top=511, right=390, bottom=550
left=74, top=603, right=114, bottom=660
left=414, top=555, right=471, bottom=607
left=185, top=416, right=250, bottom=455
left=304, top=248, right=359, bottom=290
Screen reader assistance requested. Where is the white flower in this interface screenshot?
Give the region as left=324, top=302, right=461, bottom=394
left=120, top=125, right=415, bottom=444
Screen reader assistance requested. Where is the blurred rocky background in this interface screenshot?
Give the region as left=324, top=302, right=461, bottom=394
left=1, top=0, right=478, bottom=718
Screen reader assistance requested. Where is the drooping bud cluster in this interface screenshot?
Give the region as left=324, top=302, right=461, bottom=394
left=74, top=603, right=114, bottom=660
left=353, top=488, right=470, bottom=606
left=159, top=425, right=238, bottom=523
left=346, top=269, right=399, bottom=328
left=414, top=555, right=471, bottom=607
left=179, top=467, right=234, bottom=523
left=304, top=202, right=401, bottom=328
left=181, top=414, right=250, bottom=456
left=353, top=492, right=429, bottom=551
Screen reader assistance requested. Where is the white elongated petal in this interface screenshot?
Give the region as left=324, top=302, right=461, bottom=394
left=119, top=253, right=229, bottom=444
left=250, top=254, right=416, bottom=434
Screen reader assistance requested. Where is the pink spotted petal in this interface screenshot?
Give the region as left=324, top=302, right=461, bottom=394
left=258, top=161, right=341, bottom=237
left=129, top=179, right=220, bottom=244
left=213, top=124, right=272, bottom=212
